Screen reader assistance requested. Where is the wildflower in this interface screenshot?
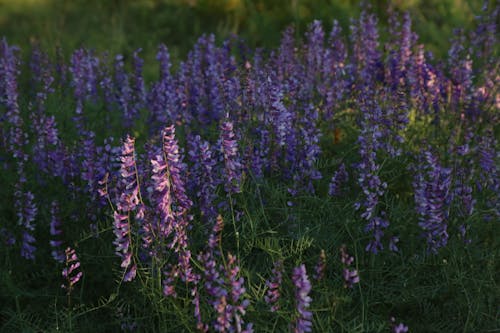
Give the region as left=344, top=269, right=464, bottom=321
left=265, top=260, right=283, bottom=312
left=49, top=201, right=65, bottom=263
left=313, top=250, right=326, bottom=281
left=292, top=264, right=313, bottom=333
left=16, top=189, right=37, bottom=260
left=220, top=120, right=242, bottom=195
left=340, top=245, right=359, bottom=288
left=61, top=247, right=83, bottom=293
left=329, top=163, right=348, bottom=196
left=413, top=150, right=452, bottom=253
left=390, top=317, right=409, bottom=333
left=113, top=135, right=140, bottom=281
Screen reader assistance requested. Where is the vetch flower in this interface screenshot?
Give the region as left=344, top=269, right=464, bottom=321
left=265, top=260, right=283, bottom=312
left=49, top=201, right=65, bottom=263
left=220, top=120, right=242, bottom=195
left=340, top=245, right=359, bottom=288
left=61, top=247, right=83, bottom=294
left=313, top=250, right=326, bottom=281
left=292, top=264, right=313, bottom=333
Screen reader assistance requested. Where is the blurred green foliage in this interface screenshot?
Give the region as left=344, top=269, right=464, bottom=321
left=0, top=0, right=486, bottom=71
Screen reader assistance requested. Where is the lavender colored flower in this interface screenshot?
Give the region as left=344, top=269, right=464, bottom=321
left=162, top=126, right=195, bottom=282
left=163, top=265, right=179, bottom=297
left=1, top=39, right=27, bottom=162
left=329, top=163, right=348, bottom=196
left=132, top=48, right=146, bottom=109
left=304, top=20, right=325, bottom=96
left=322, top=20, right=348, bottom=122
left=192, top=284, right=209, bottom=332
left=220, top=120, right=242, bottom=195
left=413, top=150, right=452, bottom=253
left=113, top=135, right=141, bottom=281
left=340, top=245, right=359, bottom=289
left=313, top=250, right=326, bottom=281
left=292, top=104, right=322, bottom=194
left=69, top=48, right=99, bottom=134
left=264, top=260, right=283, bottom=312
left=342, top=268, right=360, bottom=289
left=208, top=214, right=224, bottom=250
left=162, top=125, right=192, bottom=212
left=355, top=129, right=389, bottom=254
left=390, top=317, right=409, bottom=333
left=114, top=54, right=135, bottom=128
left=350, top=10, right=383, bottom=88
left=61, top=247, right=83, bottom=293
left=187, top=135, right=220, bottom=223
left=225, top=253, right=252, bottom=333
left=15, top=189, right=37, bottom=260
left=31, top=114, right=59, bottom=174
left=150, top=151, right=175, bottom=242
left=340, top=245, right=354, bottom=266
left=0, top=228, right=15, bottom=246
left=292, top=264, right=313, bottom=333
left=389, top=236, right=400, bottom=252
left=49, top=201, right=65, bottom=263
left=198, top=250, right=252, bottom=332
left=393, top=323, right=409, bottom=333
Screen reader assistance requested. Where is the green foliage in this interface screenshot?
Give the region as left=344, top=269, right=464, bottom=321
left=0, top=0, right=485, bottom=73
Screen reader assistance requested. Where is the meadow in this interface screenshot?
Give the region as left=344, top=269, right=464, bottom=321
left=0, top=1, right=499, bottom=332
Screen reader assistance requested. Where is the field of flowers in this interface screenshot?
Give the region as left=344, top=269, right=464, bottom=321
left=0, top=3, right=498, bottom=332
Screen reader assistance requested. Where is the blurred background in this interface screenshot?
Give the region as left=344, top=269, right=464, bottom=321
left=0, top=0, right=486, bottom=71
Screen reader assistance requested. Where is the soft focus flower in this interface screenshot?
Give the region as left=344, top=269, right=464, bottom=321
left=220, top=120, right=242, bottom=195
left=49, top=201, right=65, bottom=263
left=292, top=264, right=313, bottom=333
left=313, top=250, right=326, bottom=281
left=264, top=260, right=283, bottom=312
left=340, top=245, right=359, bottom=288
left=62, top=247, right=83, bottom=293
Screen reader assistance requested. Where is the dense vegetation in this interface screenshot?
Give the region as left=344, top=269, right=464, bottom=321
left=0, top=1, right=499, bottom=332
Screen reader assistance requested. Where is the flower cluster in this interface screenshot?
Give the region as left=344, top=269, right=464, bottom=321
left=328, top=163, right=348, bottom=196
left=49, top=201, right=65, bottom=263
left=413, top=150, right=452, bottom=253
left=292, top=264, right=313, bottom=333
left=220, top=120, right=242, bottom=195
left=113, top=135, right=140, bottom=281
left=390, top=317, right=409, bottom=333
left=264, top=260, right=283, bottom=312
left=61, top=247, right=83, bottom=294
left=313, top=249, right=326, bottom=281
left=340, top=245, right=359, bottom=289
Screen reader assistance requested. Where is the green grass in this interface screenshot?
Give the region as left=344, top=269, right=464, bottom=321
left=0, top=0, right=485, bottom=76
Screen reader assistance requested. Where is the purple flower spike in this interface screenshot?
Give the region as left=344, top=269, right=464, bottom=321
left=62, top=247, right=83, bottom=294
left=226, top=253, right=252, bottom=332
left=390, top=317, right=409, bottom=333
left=192, top=285, right=208, bottom=332
left=292, top=264, right=313, bottom=333
left=342, top=268, right=360, bottom=289
left=413, top=150, right=452, bottom=253
left=220, top=120, right=242, bottom=195
left=265, top=260, right=283, bottom=312
left=113, top=135, right=141, bottom=282
left=340, top=245, right=354, bottom=266
left=49, top=201, right=65, bottom=263
left=17, top=190, right=37, bottom=260
left=313, top=250, right=326, bottom=281
left=340, top=245, right=359, bottom=289
left=329, top=163, right=348, bottom=196
left=208, top=214, right=224, bottom=250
